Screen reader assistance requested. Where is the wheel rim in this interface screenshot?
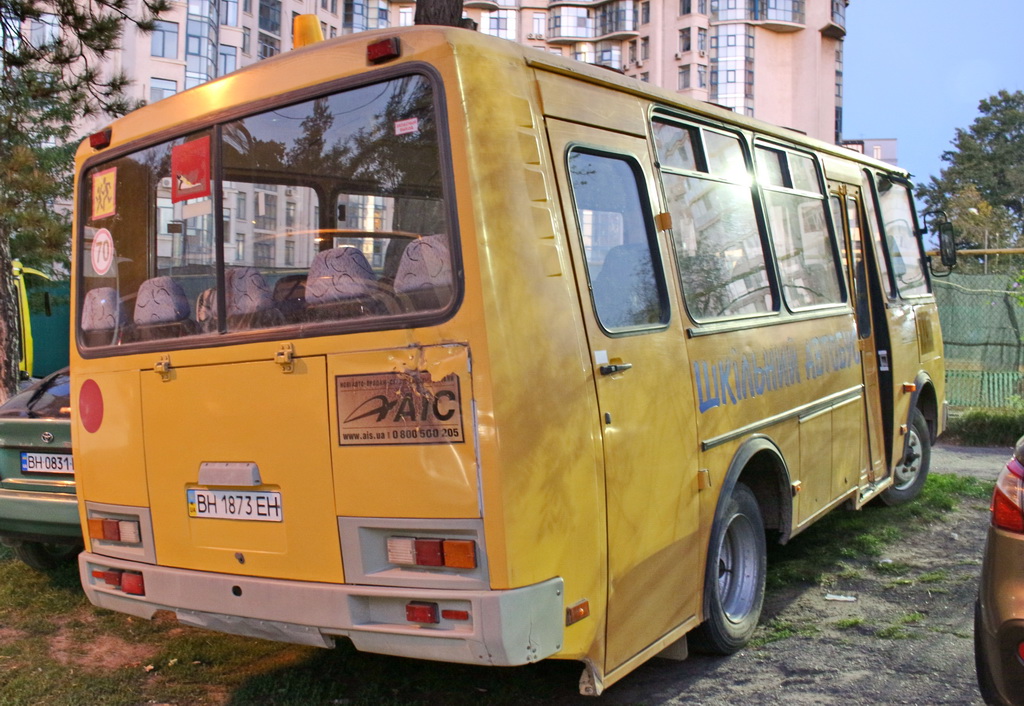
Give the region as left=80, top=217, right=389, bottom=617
left=717, top=512, right=760, bottom=623
left=892, top=426, right=922, bottom=490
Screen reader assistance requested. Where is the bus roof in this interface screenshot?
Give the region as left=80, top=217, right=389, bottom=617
left=77, top=25, right=907, bottom=180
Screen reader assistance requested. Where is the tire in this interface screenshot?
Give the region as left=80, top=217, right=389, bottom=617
left=692, top=482, right=767, bottom=654
left=12, top=542, right=82, bottom=571
left=879, top=408, right=930, bottom=506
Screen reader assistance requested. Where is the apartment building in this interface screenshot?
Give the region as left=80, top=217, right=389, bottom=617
left=92, top=0, right=847, bottom=141
left=22, top=0, right=850, bottom=271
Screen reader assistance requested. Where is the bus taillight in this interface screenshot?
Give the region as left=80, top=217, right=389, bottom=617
left=386, top=536, right=477, bottom=569
left=88, top=517, right=141, bottom=544
left=91, top=568, right=145, bottom=596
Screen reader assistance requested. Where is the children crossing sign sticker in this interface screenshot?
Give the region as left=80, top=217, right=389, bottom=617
left=91, top=167, right=117, bottom=220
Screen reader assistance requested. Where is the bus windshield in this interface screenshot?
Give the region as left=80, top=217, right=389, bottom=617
left=79, top=74, right=453, bottom=349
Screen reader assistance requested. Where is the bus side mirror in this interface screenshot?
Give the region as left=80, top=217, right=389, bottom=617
left=937, top=221, right=957, bottom=268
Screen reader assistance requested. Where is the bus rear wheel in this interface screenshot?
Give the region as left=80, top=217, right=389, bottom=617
left=879, top=409, right=930, bottom=506
left=692, top=482, right=766, bottom=654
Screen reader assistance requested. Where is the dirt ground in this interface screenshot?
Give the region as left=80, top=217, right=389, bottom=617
left=585, top=443, right=1008, bottom=705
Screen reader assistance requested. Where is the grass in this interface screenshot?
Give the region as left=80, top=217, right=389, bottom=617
left=766, top=472, right=992, bottom=591
left=0, top=472, right=994, bottom=705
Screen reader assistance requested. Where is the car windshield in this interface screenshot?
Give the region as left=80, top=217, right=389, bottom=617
left=0, top=369, right=71, bottom=419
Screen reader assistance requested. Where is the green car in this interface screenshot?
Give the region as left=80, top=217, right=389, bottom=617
left=0, top=368, right=82, bottom=570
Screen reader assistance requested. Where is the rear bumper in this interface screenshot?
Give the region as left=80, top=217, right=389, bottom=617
left=0, top=488, right=81, bottom=544
left=79, top=551, right=565, bottom=666
left=978, top=526, right=1024, bottom=704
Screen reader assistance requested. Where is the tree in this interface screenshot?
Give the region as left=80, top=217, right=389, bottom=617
left=918, top=90, right=1024, bottom=269
left=0, top=0, right=168, bottom=401
left=414, top=0, right=476, bottom=29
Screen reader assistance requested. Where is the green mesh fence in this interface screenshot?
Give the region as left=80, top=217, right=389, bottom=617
left=934, top=272, right=1024, bottom=408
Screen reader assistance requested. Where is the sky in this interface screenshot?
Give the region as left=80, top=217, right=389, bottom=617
left=842, top=0, right=1024, bottom=188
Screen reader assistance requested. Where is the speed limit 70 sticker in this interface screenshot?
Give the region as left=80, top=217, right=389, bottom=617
left=91, top=228, right=115, bottom=276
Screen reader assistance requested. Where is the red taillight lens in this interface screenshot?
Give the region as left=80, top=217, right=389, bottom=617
left=406, top=601, right=439, bottom=624
left=992, top=459, right=1024, bottom=533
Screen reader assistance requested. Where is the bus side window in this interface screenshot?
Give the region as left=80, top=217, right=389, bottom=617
left=567, top=149, right=667, bottom=332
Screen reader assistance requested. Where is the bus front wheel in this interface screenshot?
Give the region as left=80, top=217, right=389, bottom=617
left=879, top=409, right=930, bottom=506
left=692, top=482, right=766, bottom=654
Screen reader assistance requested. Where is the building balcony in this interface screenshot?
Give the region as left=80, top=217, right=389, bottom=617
left=595, top=26, right=639, bottom=41
left=819, top=19, right=846, bottom=39
left=546, top=27, right=595, bottom=44
left=463, top=0, right=499, bottom=9
left=750, top=18, right=804, bottom=33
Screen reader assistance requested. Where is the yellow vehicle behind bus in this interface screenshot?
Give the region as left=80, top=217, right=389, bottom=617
left=71, top=27, right=951, bottom=694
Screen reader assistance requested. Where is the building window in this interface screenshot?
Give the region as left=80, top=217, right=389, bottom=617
left=698, top=27, right=707, bottom=52
left=332, top=0, right=338, bottom=14
left=243, top=0, right=251, bottom=13
left=679, top=27, right=690, bottom=52
left=220, top=0, right=239, bottom=26
left=698, top=0, right=706, bottom=12
left=678, top=64, right=690, bottom=89
left=242, top=27, right=251, bottom=54
left=640, top=72, right=649, bottom=82
left=236, top=192, right=247, bottom=220
left=697, top=64, right=706, bottom=87
left=628, top=39, right=636, bottom=63
left=399, top=6, right=414, bottom=25
left=641, top=1, right=649, bottom=24
left=285, top=239, right=295, bottom=266
left=330, top=25, right=337, bottom=37
left=151, top=21, right=178, bottom=59
left=680, top=0, right=691, bottom=14
left=259, top=0, right=282, bottom=35
left=532, top=12, right=545, bottom=36
left=258, top=31, right=280, bottom=59
left=28, top=14, right=59, bottom=46
left=235, top=234, right=246, bottom=261
left=640, top=36, right=649, bottom=60
left=150, top=77, right=177, bottom=103
left=219, top=44, right=237, bottom=74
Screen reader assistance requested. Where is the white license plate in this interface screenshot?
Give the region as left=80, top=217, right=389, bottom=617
left=187, top=489, right=283, bottom=522
left=21, top=452, right=74, bottom=474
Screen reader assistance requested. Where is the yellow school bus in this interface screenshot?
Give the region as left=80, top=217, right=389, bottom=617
left=71, top=27, right=950, bottom=694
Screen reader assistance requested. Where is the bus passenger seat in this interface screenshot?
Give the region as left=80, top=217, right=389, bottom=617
left=133, top=276, right=196, bottom=340
left=272, top=274, right=307, bottom=318
left=226, top=267, right=281, bottom=329
left=81, top=287, right=127, bottom=346
left=393, top=234, right=452, bottom=311
left=305, top=246, right=387, bottom=319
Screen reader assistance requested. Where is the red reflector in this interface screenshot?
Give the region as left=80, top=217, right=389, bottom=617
left=121, top=572, right=145, bottom=595
left=89, top=129, right=112, bottom=149
left=102, top=518, right=121, bottom=541
left=367, top=37, right=401, bottom=64
left=414, top=538, right=444, bottom=566
left=441, top=609, right=470, bottom=621
left=406, top=601, right=439, bottom=624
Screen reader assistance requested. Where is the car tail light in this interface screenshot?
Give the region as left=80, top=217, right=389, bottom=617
left=386, top=536, right=477, bottom=569
left=88, top=517, right=142, bottom=544
left=406, top=601, right=439, bottom=624
left=91, top=568, right=145, bottom=595
left=991, top=457, right=1024, bottom=533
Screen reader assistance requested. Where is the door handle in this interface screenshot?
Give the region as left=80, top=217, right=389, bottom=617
left=599, top=363, right=633, bottom=376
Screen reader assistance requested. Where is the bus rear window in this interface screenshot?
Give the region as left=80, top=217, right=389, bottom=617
left=79, top=74, right=453, bottom=349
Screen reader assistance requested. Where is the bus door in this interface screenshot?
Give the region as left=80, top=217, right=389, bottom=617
left=547, top=119, right=701, bottom=671
left=830, top=188, right=887, bottom=492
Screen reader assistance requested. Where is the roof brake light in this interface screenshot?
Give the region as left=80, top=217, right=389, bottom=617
left=367, top=37, right=401, bottom=65
left=89, top=129, right=112, bottom=150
